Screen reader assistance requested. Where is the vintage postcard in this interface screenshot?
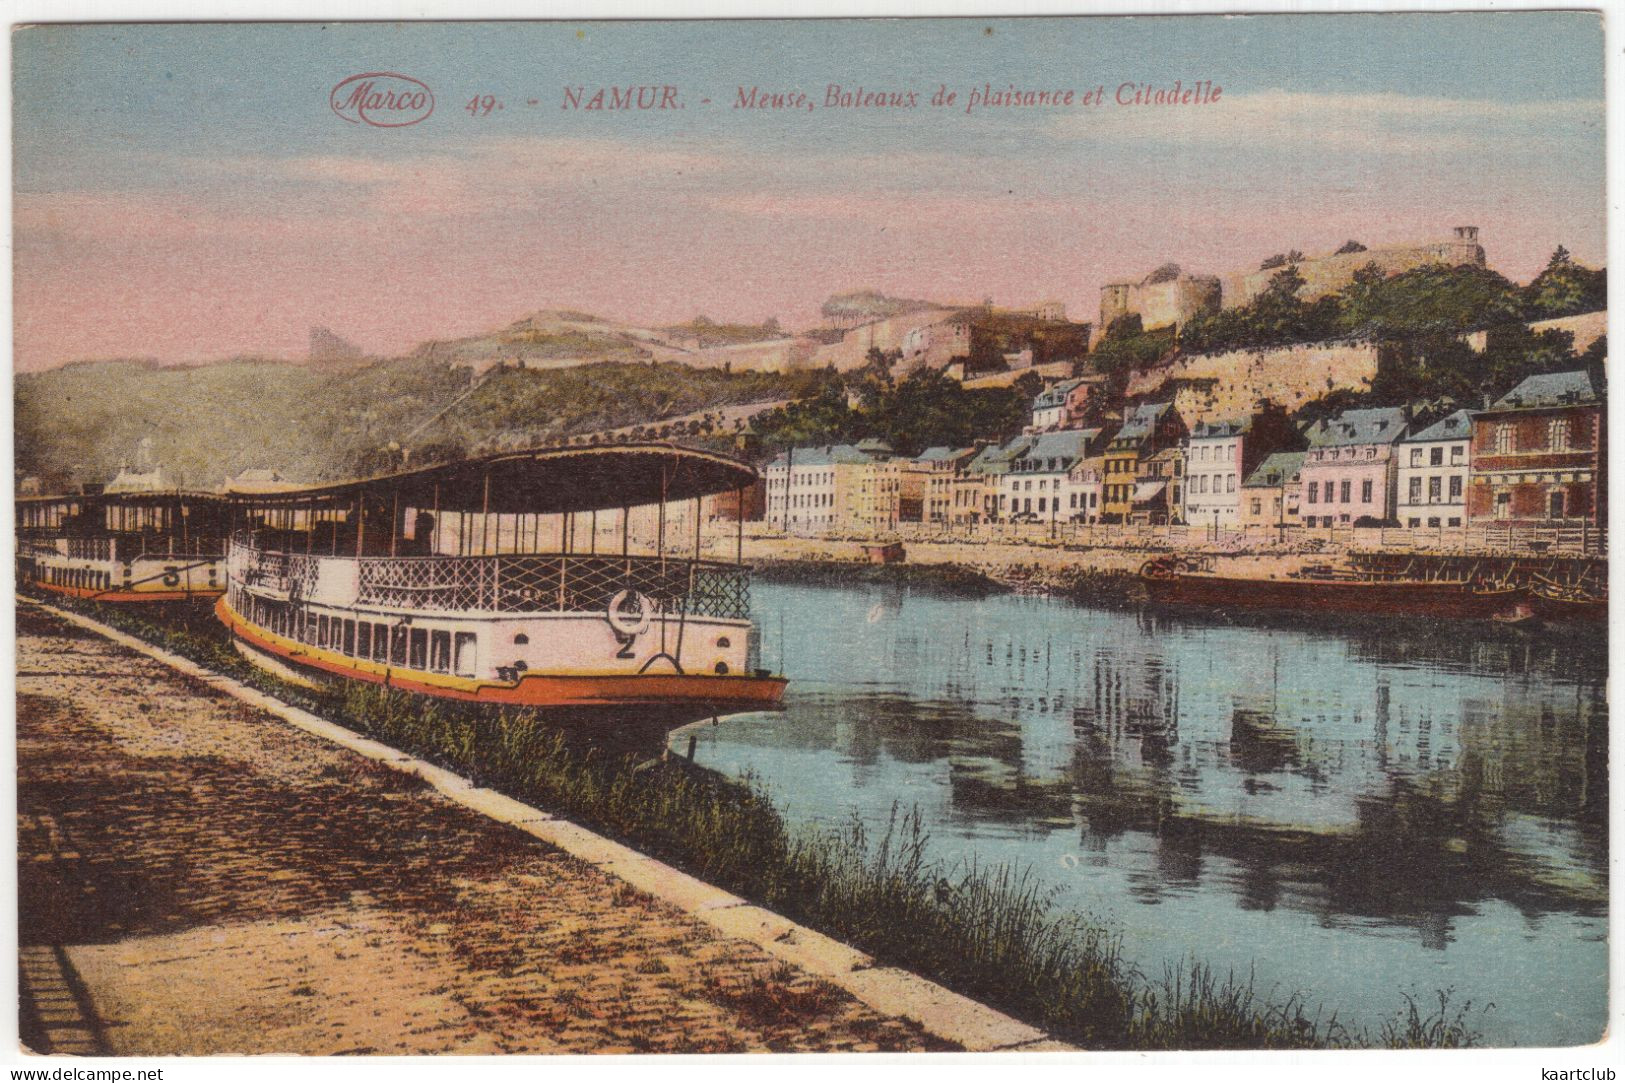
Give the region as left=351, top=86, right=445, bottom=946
left=8, top=8, right=1612, bottom=1069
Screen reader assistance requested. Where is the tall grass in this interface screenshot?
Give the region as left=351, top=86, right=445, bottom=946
left=26, top=590, right=1484, bottom=1050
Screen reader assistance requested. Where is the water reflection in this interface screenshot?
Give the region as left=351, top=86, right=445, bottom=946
left=692, top=581, right=1607, bottom=1045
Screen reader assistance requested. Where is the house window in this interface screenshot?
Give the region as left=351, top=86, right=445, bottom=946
left=1494, top=424, right=1514, bottom=454
left=1549, top=491, right=1566, bottom=519
left=1494, top=491, right=1512, bottom=520
left=1548, top=418, right=1571, bottom=452
left=1451, top=445, right=1464, bottom=463
left=1250, top=499, right=1262, bottom=515
left=1427, top=517, right=1440, bottom=528
left=1410, top=448, right=1423, bottom=467
left=1408, top=518, right=1420, bottom=528
left=1409, top=477, right=1423, bottom=502
left=1227, top=475, right=1236, bottom=494
left=1448, top=517, right=1461, bottom=527
left=1340, top=480, right=1351, bottom=503
left=1307, top=484, right=1318, bottom=504
left=1362, top=479, right=1373, bottom=503
left=1430, top=447, right=1443, bottom=466
left=1449, top=476, right=1462, bottom=500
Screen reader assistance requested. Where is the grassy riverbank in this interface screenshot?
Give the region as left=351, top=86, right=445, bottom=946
left=27, top=591, right=1484, bottom=1050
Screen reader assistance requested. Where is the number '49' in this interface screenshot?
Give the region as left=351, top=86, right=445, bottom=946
left=465, top=95, right=498, bottom=117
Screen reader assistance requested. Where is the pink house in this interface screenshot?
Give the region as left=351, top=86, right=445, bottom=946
left=1297, top=407, right=1409, bottom=527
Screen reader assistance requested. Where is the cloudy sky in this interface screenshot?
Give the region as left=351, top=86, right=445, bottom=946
left=12, top=14, right=1605, bottom=370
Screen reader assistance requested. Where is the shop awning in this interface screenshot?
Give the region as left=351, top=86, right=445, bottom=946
left=1131, top=481, right=1168, bottom=504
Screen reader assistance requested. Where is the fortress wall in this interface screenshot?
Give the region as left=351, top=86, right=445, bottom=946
left=808, top=309, right=965, bottom=372
left=682, top=338, right=817, bottom=373
left=1126, top=339, right=1383, bottom=426
left=1528, top=310, right=1607, bottom=354
left=1221, top=239, right=1487, bottom=309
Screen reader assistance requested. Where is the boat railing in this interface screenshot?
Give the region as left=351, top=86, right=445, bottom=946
left=65, top=537, right=115, bottom=562
left=229, top=534, right=751, bottom=620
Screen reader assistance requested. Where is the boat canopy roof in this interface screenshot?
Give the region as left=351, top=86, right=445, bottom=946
left=227, top=443, right=760, bottom=515
left=17, top=489, right=229, bottom=509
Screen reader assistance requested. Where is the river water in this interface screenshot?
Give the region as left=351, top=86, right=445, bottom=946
left=680, top=579, right=1608, bottom=1047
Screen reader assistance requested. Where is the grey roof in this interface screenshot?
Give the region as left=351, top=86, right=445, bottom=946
left=916, top=445, right=975, bottom=463
left=769, top=444, right=876, bottom=468
left=1032, top=377, right=1086, bottom=410
left=1402, top=408, right=1473, bottom=444
left=1190, top=416, right=1253, bottom=439
left=1243, top=451, right=1307, bottom=489
left=1112, top=401, right=1173, bottom=444
left=855, top=437, right=895, bottom=454
left=1488, top=370, right=1599, bottom=411
left=967, top=437, right=1031, bottom=476
left=1014, top=429, right=1098, bottom=469
left=1305, top=407, right=1408, bottom=448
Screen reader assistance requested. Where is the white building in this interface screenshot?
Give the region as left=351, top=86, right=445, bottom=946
left=1063, top=453, right=1106, bottom=523
left=764, top=445, right=863, bottom=534
left=997, top=430, right=1097, bottom=523
left=1396, top=409, right=1471, bottom=529
left=1183, top=418, right=1246, bottom=527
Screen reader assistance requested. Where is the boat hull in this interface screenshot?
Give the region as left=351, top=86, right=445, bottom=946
left=31, top=579, right=225, bottom=604
left=216, top=597, right=788, bottom=715
left=1528, top=593, right=1608, bottom=624
left=1141, top=571, right=1533, bottom=622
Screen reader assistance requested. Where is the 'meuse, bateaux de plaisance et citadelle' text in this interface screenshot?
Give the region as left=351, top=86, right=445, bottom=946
left=728, top=79, right=1223, bottom=114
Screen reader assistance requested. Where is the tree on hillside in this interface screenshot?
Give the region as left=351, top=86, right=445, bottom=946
left=1523, top=246, right=1607, bottom=320
left=1089, top=314, right=1176, bottom=373
left=1334, top=263, right=1523, bottom=339
left=1334, top=240, right=1368, bottom=255
left=1259, top=250, right=1304, bottom=271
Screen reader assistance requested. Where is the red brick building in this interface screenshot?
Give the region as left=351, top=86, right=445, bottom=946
left=1467, top=371, right=1604, bottom=525
left=705, top=477, right=766, bottom=522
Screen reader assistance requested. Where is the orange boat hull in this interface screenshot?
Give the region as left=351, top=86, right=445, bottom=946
left=216, top=597, right=788, bottom=713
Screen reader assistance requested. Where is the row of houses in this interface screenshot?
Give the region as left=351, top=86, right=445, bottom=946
left=758, top=370, right=1604, bottom=535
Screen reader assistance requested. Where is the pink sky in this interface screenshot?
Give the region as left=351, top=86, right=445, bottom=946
left=15, top=99, right=1606, bottom=370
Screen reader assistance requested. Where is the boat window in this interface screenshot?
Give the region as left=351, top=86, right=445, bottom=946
left=357, top=622, right=371, bottom=659
left=514, top=633, right=529, bottom=645
left=391, top=627, right=408, bottom=666
left=318, top=615, right=330, bottom=648
left=430, top=631, right=451, bottom=673
left=409, top=628, right=428, bottom=670
left=343, top=620, right=356, bottom=657
left=717, top=636, right=731, bottom=649
left=454, top=632, right=478, bottom=678
left=373, top=624, right=388, bottom=663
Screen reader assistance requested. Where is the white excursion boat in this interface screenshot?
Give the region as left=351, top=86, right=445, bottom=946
left=17, top=489, right=231, bottom=603
left=215, top=443, right=787, bottom=720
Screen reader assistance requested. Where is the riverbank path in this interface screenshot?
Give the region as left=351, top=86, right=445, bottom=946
left=16, top=605, right=952, bottom=1055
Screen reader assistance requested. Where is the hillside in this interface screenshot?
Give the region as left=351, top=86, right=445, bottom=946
left=15, top=356, right=824, bottom=492
left=410, top=309, right=688, bottom=369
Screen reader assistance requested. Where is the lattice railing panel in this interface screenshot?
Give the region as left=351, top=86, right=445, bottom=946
left=345, top=554, right=751, bottom=619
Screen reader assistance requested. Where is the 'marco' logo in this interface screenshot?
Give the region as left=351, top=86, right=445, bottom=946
left=330, top=72, right=435, bottom=127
